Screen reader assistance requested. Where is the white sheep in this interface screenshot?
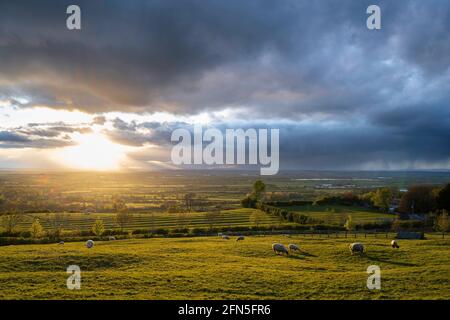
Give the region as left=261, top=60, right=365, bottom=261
left=391, top=240, right=399, bottom=248
left=58, top=241, right=64, bottom=245
left=272, top=243, right=289, bottom=255
left=349, top=242, right=365, bottom=255
left=288, top=243, right=300, bottom=253
left=86, top=239, right=94, bottom=249
left=108, top=236, right=116, bottom=241
left=236, top=236, right=245, bottom=241
left=222, top=235, right=230, bottom=240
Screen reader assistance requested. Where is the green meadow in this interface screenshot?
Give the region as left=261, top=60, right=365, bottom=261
left=0, top=235, right=448, bottom=300
left=279, top=205, right=395, bottom=224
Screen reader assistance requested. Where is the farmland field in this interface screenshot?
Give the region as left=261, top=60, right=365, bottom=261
left=0, top=235, right=449, bottom=299
left=13, top=208, right=285, bottom=232
left=278, top=205, right=395, bottom=224
left=1, top=171, right=450, bottom=300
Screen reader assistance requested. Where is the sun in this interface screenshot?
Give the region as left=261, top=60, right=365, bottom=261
left=53, top=133, right=127, bottom=171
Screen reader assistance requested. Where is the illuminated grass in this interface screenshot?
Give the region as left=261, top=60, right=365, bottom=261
left=0, top=235, right=448, bottom=299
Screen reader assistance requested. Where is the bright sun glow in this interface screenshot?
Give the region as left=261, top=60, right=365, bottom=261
left=53, top=133, right=127, bottom=171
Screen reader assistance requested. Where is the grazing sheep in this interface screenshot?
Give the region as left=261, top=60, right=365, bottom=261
left=108, top=236, right=116, bottom=241
left=288, top=243, right=300, bottom=253
left=272, top=243, right=289, bottom=255
left=236, top=236, right=245, bottom=241
left=222, top=235, right=230, bottom=240
left=86, top=239, right=94, bottom=249
left=391, top=240, right=399, bottom=248
left=58, top=241, right=64, bottom=245
left=283, top=234, right=292, bottom=238
left=218, top=233, right=223, bottom=237
left=349, top=242, right=365, bottom=255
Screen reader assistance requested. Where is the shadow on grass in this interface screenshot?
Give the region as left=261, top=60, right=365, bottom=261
left=286, top=254, right=305, bottom=260
left=364, top=255, right=417, bottom=267
left=299, top=251, right=317, bottom=257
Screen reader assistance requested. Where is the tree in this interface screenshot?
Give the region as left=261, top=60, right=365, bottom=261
left=112, top=198, right=127, bottom=213
left=241, top=196, right=257, bottom=208
left=249, top=210, right=265, bottom=228
left=371, top=188, right=392, bottom=212
left=176, top=211, right=189, bottom=229
left=92, top=219, right=105, bottom=236
left=252, top=180, right=266, bottom=201
left=391, top=218, right=402, bottom=232
left=115, top=209, right=131, bottom=231
left=435, top=210, right=449, bottom=234
left=30, top=218, right=44, bottom=238
left=48, top=213, right=67, bottom=240
left=437, top=183, right=450, bottom=212
left=183, top=193, right=197, bottom=212
left=205, top=208, right=221, bottom=230
left=399, top=185, right=437, bottom=214
left=1, top=213, right=22, bottom=233
left=344, top=215, right=354, bottom=231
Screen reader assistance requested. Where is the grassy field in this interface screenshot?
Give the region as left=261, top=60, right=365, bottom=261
left=279, top=204, right=395, bottom=224
left=0, top=235, right=448, bottom=299
left=12, top=208, right=284, bottom=232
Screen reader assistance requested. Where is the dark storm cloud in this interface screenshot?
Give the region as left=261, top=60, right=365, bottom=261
left=1, top=0, right=449, bottom=116
left=0, top=131, right=30, bottom=143
left=0, top=129, right=74, bottom=149
left=105, top=120, right=188, bottom=147
left=0, top=123, right=90, bottom=149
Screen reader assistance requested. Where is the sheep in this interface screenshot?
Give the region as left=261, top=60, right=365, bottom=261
left=272, top=243, right=289, bottom=255
left=349, top=242, right=365, bottom=255
left=391, top=240, right=399, bottom=248
left=218, top=233, right=223, bottom=237
left=86, top=239, right=94, bottom=249
left=236, top=236, right=245, bottom=241
left=288, top=243, right=300, bottom=253
left=58, top=241, right=65, bottom=245
left=222, top=235, right=230, bottom=240
left=108, top=236, right=116, bottom=241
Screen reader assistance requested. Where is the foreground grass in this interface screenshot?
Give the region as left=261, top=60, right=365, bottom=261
left=0, top=236, right=448, bottom=299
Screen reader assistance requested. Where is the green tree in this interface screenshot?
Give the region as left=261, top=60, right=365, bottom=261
left=391, top=218, right=402, bottom=232
left=435, top=210, right=449, bottom=234
left=371, top=188, right=392, bottom=212
left=249, top=210, right=266, bottom=228
left=252, top=180, right=266, bottom=201
left=205, top=208, right=221, bottom=230
left=1, top=213, right=22, bottom=233
left=30, top=218, right=44, bottom=238
left=115, top=209, right=131, bottom=231
left=48, top=213, right=67, bottom=240
left=344, top=215, right=354, bottom=231
left=241, top=196, right=257, bottom=208
left=92, top=219, right=105, bottom=236
left=399, top=185, right=437, bottom=214
left=437, top=183, right=450, bottom=211
left=183, top=193, right=197, bottom=212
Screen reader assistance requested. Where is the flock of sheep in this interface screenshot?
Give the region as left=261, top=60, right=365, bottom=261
left=219, top=233, right=401, bottom=256
left=59, top=234, right=401, bottom=256
left=58, top=236, right=117, bottom=249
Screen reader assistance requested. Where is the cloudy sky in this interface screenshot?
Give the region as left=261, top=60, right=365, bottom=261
left=0, top=0, right=449, bottom=171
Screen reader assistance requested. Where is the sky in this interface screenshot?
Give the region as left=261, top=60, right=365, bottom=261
left=0, top=0, right=450, bottom=171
